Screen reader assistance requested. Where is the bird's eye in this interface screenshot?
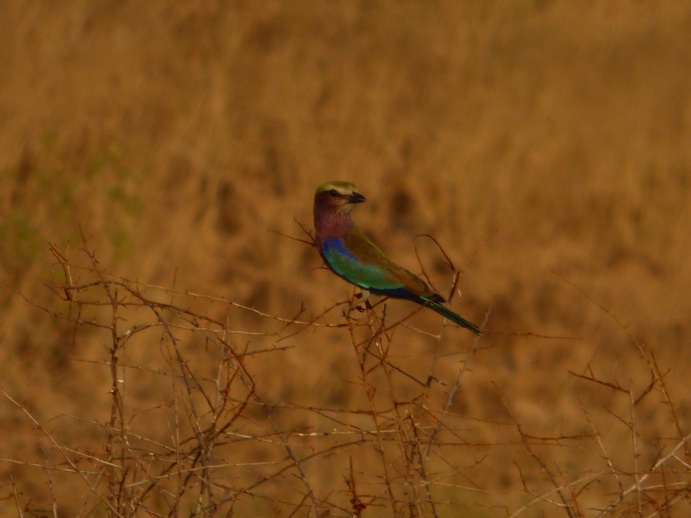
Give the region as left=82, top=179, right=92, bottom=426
left=328, top=189, right=338, bottom=196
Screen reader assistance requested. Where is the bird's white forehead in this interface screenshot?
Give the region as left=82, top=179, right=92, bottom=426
left=316, top=181, right=358, bottom=195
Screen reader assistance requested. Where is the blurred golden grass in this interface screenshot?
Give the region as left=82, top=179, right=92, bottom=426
left=1, top=1, right=690, bottom=516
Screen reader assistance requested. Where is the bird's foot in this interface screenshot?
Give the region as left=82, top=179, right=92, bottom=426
left=347, top=289, right=371, bottom=314
left=354, top=289, right=370, bottom=302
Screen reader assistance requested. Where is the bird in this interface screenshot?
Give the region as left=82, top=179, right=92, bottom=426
left=313, top=181, right=481, bottom=335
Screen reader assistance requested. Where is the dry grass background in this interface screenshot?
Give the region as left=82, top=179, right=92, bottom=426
left=1, top=1, right=690, bottom=516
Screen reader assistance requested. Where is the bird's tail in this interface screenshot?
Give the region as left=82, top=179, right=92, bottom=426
left=426, top=300, right=481, bottom=335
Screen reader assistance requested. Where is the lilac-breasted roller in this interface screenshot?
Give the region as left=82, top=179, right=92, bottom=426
left=313, top=181, right=481, bottom=335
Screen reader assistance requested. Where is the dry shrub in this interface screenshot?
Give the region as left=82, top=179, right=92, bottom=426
left=1, top=243, right=688, bottom=517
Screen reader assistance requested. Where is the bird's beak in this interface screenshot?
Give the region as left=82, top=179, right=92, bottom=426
left=347, top=191, right=366, bottom=204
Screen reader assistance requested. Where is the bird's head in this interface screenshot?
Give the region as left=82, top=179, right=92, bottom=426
left=314, top=181, right=366, bottom=215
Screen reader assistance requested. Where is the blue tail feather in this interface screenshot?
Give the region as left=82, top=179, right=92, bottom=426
left=425, top=300, right=481, bottom=335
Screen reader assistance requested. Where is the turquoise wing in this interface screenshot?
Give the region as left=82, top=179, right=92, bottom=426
left=321, top=237, right=403, bottom=291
